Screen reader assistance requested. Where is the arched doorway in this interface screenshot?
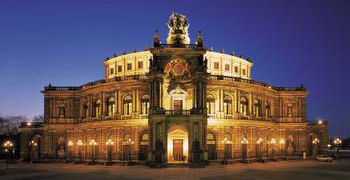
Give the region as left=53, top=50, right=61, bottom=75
left=167, top=125, right=189, bottom=163
left=139, top=133, right=149, bottom=161
left=207, top=133, right=216, bottom=160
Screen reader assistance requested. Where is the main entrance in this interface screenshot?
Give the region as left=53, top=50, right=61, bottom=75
left=167, top=126, right=188, bottom=163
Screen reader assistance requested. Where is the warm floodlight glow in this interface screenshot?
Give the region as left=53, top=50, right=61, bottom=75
left=312, top=138, right=320, bottom=144
left=256, top=138, right=263, bottom=144
left=279, top=139, right=285, bottom=145
left=270, top=138, right=276, bottom=144
left=106, top=139, right=114, bottom=146
left=89, top=139, right=97, bottom=146
left=241, top=138, right=248, bottom=144
left=4, top=140, right=13, bottom=147
left=334, top=138, right=342, bottom=145
left=77, top=140, right=83, bottom=146
left=318, top=120, right=323, bottom=125
left=68, top=140, right=73, bottom=146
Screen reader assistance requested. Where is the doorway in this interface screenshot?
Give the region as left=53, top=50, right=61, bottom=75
left=167, top=126, right=188, bottom=163
left=173, top=139, right=183, bottom=161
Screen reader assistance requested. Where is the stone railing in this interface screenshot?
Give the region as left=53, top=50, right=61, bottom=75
left=209, top=75, right=306, bottom=91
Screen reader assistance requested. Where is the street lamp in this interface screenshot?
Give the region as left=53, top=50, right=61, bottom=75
left=77, top=140, right=83, bottom=163
left=3, top=140, right=14, bottom=170
left=127, top=138, right=134, bottom=166
left=29, top=140, right=37, bottom=164
left=221, top=137, right=231, bottom=165
left=270, top=138, right=276, bottom=160
left=334, top=138, right=342, bottom=159
left=241, top=137, right=249, bottom=163
left=312, top=138, right=320, bottom=159
left=105, top=139, right=114, bottom=165
left=256, top=138, right=263, bottom=162
left=279, top=139, right=286, bottom=159
left=67, top=140, right=73, bottom=162
left=89, top=139, right=97, bottom=165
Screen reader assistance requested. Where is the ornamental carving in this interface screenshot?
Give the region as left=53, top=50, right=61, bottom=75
left=164, top=59, right=190, bottom=79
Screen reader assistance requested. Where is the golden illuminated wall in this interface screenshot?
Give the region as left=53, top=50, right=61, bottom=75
left=104, top=50, right=253, bottom=81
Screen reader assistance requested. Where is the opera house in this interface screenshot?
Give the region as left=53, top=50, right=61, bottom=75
left=20, top=13, right=328, bottom=166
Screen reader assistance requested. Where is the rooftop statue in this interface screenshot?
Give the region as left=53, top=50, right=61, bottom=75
left=167, top=12, right=190, bottom=45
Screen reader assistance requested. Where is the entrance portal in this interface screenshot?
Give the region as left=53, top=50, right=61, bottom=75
left=167, top=126, right=188, bottom=163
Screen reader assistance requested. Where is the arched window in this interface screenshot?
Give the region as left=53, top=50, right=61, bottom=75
left=123, top=95, right=132, bottom=115
left=107, top=97, right=115, bottom=117
left=93, top=99, right=101, bottom=118
left=83, top=103, right=89, bottom=118
left=207, top=95, right=215, bottom=115
left=240, top=97, right=248, bottom=116
left=265, top=101, right=271, bottom=118
left=141, top=95, right=150, bottom=115
left=254, top=99, right=262, bottom=117
left=223, top=96, right=232, bottom=115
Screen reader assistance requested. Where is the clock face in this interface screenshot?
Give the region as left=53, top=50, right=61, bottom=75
left=164, top=59, right=189, bottom=77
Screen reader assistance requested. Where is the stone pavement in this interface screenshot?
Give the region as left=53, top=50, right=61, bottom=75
left=1, top=159, right=350, bottom=180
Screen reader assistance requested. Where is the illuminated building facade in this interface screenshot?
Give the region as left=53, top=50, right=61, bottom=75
left=20, top=13, right=328, bottom=165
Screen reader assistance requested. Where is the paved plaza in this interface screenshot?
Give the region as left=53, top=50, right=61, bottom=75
left=1, top=159, right=350, bottom=180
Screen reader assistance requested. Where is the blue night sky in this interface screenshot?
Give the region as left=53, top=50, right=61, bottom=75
left=0, top=0, right=349, bottom=137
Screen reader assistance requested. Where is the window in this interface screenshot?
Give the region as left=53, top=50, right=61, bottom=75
left=93, top=99, right=101, bottom=118
left=266, top=101, right=271, bottom=118
left=214, top=62, right=220, bottom=69
left=127, top=63, right=132, bottom=70
left=138, top=61, right=143, bottom=69
left=59, top=107, right=65, bottom=118
left=141, top=95, right=149, bottom=115
left=110, top=68, right=114, bottom=75
left=240, top=97, right=248, bottom=116
left=224, top=96, right=232, bottom=115
left=287, top=107, right=293, bottom=117
left=83, top=103, right=89, bottom=118
left=123, top=95, right=132, bottom=115
left=118, top=65, right=122, bottom=72
left=234, top=66, right=238, bottom=73
left=224, top=64, right=230, bottom=71
left=107, top=97, right=115, bottom=117
left=207, top=95, right=215, bottom=115
left=254, top=99, right=262, bottom=117
left=242, top=69, right=246, bottom=75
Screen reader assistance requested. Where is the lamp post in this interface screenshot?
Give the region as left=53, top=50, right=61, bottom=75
left=29, top=140, right=37, bottom=164
left=105, top=139, right=114, bottom=165
left=67, top=140, right=73, bottom=162
left=127, top=138, right=134, bottom=166
left=256, top=138, right=263, bottom=162
left=270, top=138, right=276, bottom=160
left=77, top=140, right=83, bottom=163
left=221, top=137, right=231, bottom=165
left=327, top=143, right=331, bottom=156
left=312, top=138, right=320, bottom=159
left=89, top=139, right=97, bottom=165
left=279, top=139, right=285, bottom=159
left=334, top=138, right=342, bottom=159
left=3, top=140, right=14, bottom=170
